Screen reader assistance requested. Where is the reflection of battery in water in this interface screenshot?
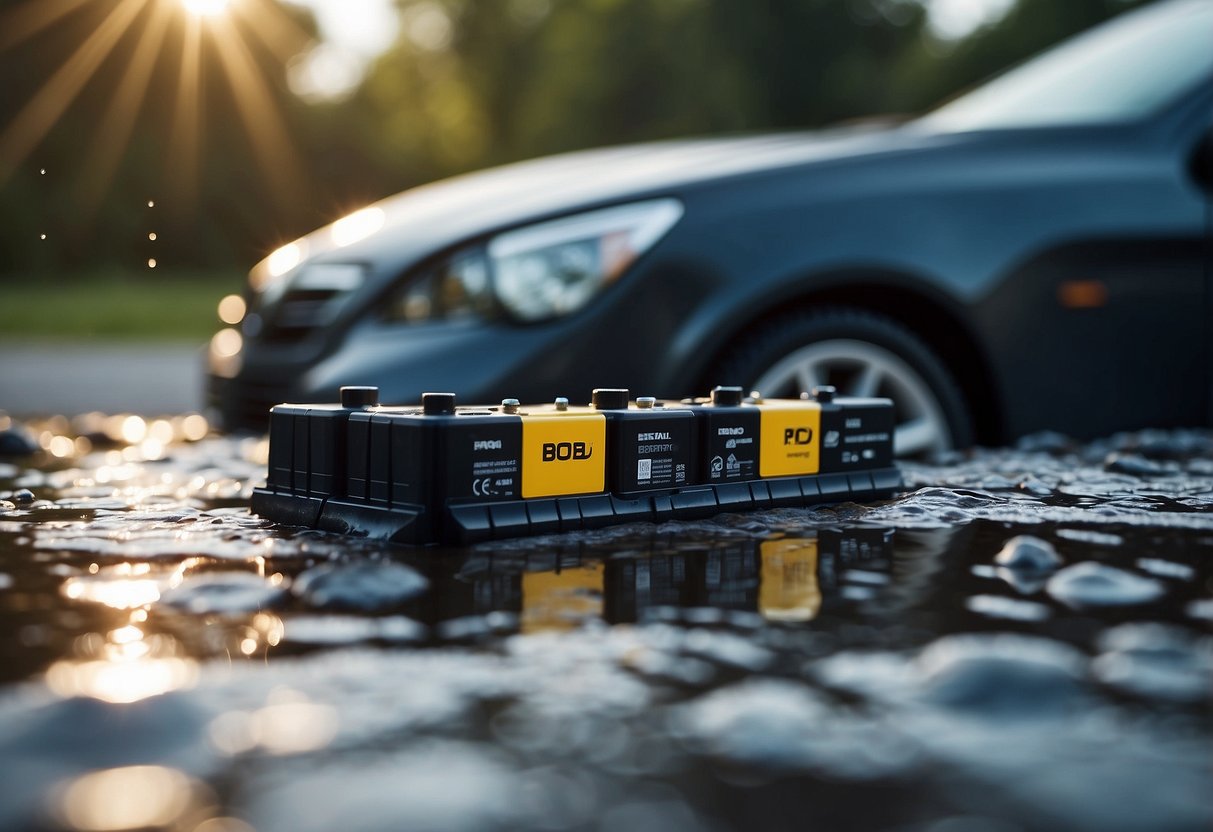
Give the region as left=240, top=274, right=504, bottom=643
left=758, top=538, right=821, bottom=622
left=520, top=563, right=604, bottom=633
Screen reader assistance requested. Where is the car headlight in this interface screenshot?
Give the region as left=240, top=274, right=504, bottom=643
left=489, top=198, right=683, bottom=321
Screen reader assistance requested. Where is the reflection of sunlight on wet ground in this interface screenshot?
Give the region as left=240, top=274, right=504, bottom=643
left=52, top=764, right=208, bottom=832
left=62, top=563, right=163, bottom=608
left=209, top=689, right=339, bottom=756
left=46, top=622, right=198, bottom=703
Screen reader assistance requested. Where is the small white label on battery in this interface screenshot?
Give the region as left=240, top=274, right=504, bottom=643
left=637, top=458, right=652, bottom=481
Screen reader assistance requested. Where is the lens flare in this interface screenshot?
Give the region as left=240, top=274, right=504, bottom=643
left=266, top=240, right=303, bottom=278
left=217, top=293, right=246, bottom=324
left=211, top=328, right=243, bottom=358
left=182, top=0, right=229, bottom=17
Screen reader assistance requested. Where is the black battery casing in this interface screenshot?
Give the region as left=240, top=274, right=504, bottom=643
left=267, top=402, right=369, bottom=498
left=593, top=390, right=698, bottom=494
left=819, top=397, right=896, bottom=471
left=679, top=400, right=761, bottom=483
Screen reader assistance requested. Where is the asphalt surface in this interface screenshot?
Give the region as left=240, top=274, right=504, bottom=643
left=0, top=340, right=204, bottom=416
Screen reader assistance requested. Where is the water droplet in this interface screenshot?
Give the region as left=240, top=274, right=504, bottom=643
left=994, top=535, right=1062, bottom=572
left=1094, top=622, right=1213, bottom=703
left=966, top=594, right=1051, bottom=621
left=915, top=633, right=1088, bottom=716
left=147, top=258, right=157, bottom=268
left=293, top=560, right=429, bottom=611
left=1047, top=561, right=1166, bottom=608
left=148, top=232, right=157, bottom=241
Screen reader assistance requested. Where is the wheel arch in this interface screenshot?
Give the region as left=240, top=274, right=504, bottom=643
left=689, top=270, right=1005, bottom=445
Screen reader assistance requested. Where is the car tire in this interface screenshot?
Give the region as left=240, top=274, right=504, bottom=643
left=715, top=307, right=973, bottom=455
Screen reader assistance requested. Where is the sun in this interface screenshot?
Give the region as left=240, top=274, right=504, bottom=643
left=181, top=0, right=230, bottom=16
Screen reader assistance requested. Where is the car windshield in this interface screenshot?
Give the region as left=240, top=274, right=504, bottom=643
left=923, top=0, right=1213, bottom=131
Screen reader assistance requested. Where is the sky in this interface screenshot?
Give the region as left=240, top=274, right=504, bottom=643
left=282, top=0, right=1017, bottom=101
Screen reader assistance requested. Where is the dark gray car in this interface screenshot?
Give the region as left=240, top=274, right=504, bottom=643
left=209, top=0, right=1213, bottom=453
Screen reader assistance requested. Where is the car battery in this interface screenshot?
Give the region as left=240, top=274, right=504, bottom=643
left=591, top=388, right=697, bottom=494
left=679, top=386, right=761, bottom=485
left=250, top=383, right=902, bottom=545
left=815, top=388, right=895, bottom=471
left=336, top=392, right=608, bottom=542
left=676, top=385, right=899, bottom=502
left=678, top=384, right=826, bottom=483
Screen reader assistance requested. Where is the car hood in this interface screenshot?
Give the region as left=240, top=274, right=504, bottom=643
left=287, top=121, right=953, bottom=272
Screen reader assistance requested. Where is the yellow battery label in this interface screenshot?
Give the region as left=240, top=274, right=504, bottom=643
left=520, top=412, right=606, bottom=498
left=759, top=538, right=821, bottom=622
left=758, top=400, right=822, bottom=476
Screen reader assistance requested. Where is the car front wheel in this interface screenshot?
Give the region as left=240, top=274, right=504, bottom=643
left=715, top=308, right=973, bottom=456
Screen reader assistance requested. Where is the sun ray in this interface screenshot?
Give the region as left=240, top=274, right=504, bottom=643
left=0, top=0, right=92, bottom=53
left=230, top=0, right=316, bottom=66
left=0, top=0, right=149, bottom=187
left=206, top=13, right=307, bottom=210
left=167, top=14, right=204, bottom=208
left=76, top=0, right=174, bottom=212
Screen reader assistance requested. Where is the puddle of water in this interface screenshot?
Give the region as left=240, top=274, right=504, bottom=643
left=0, top=418, right=1209, bottom=831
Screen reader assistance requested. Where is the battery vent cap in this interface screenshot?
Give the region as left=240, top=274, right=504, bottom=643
left=340, top=386, right=379, bottom=408
left=422, top=392, right=457, bottom=415
left=592, top=388, right=630, bottom=410
left=711, top=386, right=744, bottom=406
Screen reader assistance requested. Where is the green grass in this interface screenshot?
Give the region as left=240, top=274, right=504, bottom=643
left=0, top=269, right=244, bottom=341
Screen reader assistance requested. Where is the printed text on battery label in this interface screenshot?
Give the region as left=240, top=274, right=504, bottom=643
left=542, top=441, right=592, bottom=460
left=759, top=403, right=821, bottom=477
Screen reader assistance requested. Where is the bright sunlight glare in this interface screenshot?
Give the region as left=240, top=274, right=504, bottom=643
left=181, top=0, right=230, bottom=16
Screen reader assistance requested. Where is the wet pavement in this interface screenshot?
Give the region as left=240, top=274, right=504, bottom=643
left=0, top=414, right=1209, bottom=832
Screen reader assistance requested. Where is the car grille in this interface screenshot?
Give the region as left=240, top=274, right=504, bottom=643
left=210, top=376, right=293, bottom=431
left=260, top=263, right=367, bottom=344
